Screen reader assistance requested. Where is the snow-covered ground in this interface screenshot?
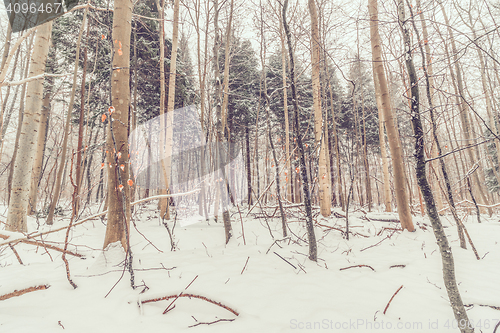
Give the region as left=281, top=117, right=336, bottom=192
left=1, top=204, right=499, bottom=332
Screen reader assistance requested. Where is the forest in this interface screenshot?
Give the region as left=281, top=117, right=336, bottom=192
left=0, top=0, right=499, bottom=332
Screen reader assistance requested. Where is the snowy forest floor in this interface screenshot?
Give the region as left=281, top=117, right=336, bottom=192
left=0, top=203, right=499, bottom=332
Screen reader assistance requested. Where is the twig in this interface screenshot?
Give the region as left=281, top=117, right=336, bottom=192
left=383, top=285, right=403, bottom=315
left=360, top=231, right=397, bottom=252
left=63, top=153, right=78, bottom=289
left=266, top=237, right=290, bottom=254
left=273, top=251, right=297, bottom=269
left=16, top=239, right=82, bottom=258
left=188, top=318, right=235, bottom=327
left=0, top=285, right=50, bottom=301
left=9, top=244, right=23, bottom=265
left=389, top=264, right=406, bottom=269
left=461, top=223, right=480, bottom=260
left=340, top=264, right=375, bottom=271
left=240, top=257, right=250, bottom=275
left=133, top=219, right=163, bottom=253
left=142, top=293, right=239, bottom=316
left=163, top=275, right=198, bottom=314
left=236, top=204, right=246, bottom=245
left=494, top=321, right=500, bottom=333
left=464, top=303, right=500, bottom=311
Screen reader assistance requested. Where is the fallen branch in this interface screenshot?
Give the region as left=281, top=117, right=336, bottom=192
left=0, top=285, right=50, bottom=301
left=0, top=233, right=83, bottom=257
left=333, top=212, right=346, bottom=218
left=9, top=244, right=23, bottom=265
left=240, top=257, right=250, bottom=275
left=339, top=264, right=375, bottom=271
left=389, top=264, right=406, bottom=269
left=24, top=239, right=82, bottom=257
left=142, top=293, right=239, bottom=316
left=369, top=218, right=400, bottom=223
left=273, top=251, right=297, bottom=269
left=383, top=285, right=403, bottom=315
left=188, top=318, right=235, bottom=328
left=464, top=303, right=500, bottom=311
left=316, top=222, right=369, bottom=238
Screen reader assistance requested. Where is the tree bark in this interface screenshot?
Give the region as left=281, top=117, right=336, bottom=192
left=6, top=21, right=53, bottom=232
left=74, top=23, right=89, bottom=217
left=308, top=0, right=331, bottom=217
left=283, top=0, right=316, bottom=261
left=280, top=18, right=292, bottom=203
left=28, top=75, right=52, bottom=214
left=157, top=0, right=168, bottom=219
left=372, top=68, right=392, bottom=212
left=368, top=0, right=414, bottom=231
left=103, top=0, right=133, bottom=251
left=221, top=0, right=234, bottom=134
left=214, top=0, right=232, bottom=243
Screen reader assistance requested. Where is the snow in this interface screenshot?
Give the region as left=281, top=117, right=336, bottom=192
left=1, top=204, right=499, bottom=332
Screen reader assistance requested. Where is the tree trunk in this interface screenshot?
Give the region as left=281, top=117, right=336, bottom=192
left=157, top=0, right=168, bottom=219
left=308, top=0, right=331, bottom=217
left=245, top=125, right=252, bottom=205
left=280, top=19, right=292, bottom=203
left=221, top=0, right=234, bottom=134
left=74, top=25, right=89, bottom=217
left=372, top=69, right=392, bottom=212
left=28, top=75, right=52, bottom=214
left=368, top=0, right=414, bottom=231
left=214, top=0, right=232, bottom=243
left=6, top=21, right=53, bottom=232
left=103, top=0, right=133, bottom=251
left=283, top=0, right=316, bottom=261
left=7, top=34, right=34, bottom=205
left=399, top=2, right=473, bottom=331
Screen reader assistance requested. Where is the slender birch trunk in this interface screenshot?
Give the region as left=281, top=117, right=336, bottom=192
left=372, top=69, right=392, bottom=212
left=214, top=0, right=232, bottom=243
left=6, top=21, right=53, bottom=232
left=283, top=0, right=317, bottom=261
left=28, top=75, right=52, bottom=214
left=308, top=0, right=331, bottom=217
left=368, top=0, right=414, bottom=231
